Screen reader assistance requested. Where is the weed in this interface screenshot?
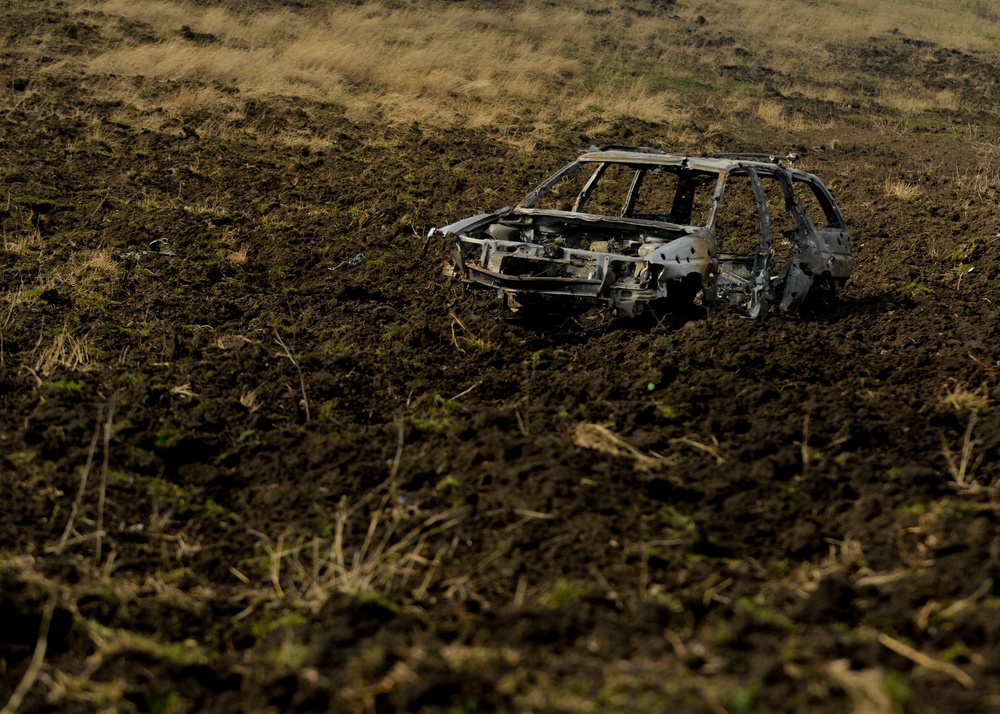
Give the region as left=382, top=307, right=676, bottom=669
left=435, top=476, right=461, bottom=492
left=889, top=281, right=933, bottom=296
left=731, top=685, right=759, bottom=713
left=539, top=579, right=578, bottom=607
left=901, top=502, right=928, bottom=517
left=6, top=450, right=36, bottom=469
left=941, top=381, right=989, bottom=416
left=656, top=505, right=695, bottom=538
left=655, top=405, right=679, bottom=422
left=411, top=417, right=450, bottom=432
left=434, top=397, right=463, bottom=412
left=317, top=401, right=339, bottom=420
left=940, top=415, right=984, bottom=488
left=146, top=692, right=191, bottom=714
left=737, top=596, right=796, bottom=632
left=119, top=373, right=141, bottom=388
left=449, top=312, right=490, bottom=352
left=154, top=430, right=183, bottom=449
left=43, top=379, right=85, bottom=399
left=265, top=637, right=310, bottom=669
left=201, top=498, right=227, bottom=520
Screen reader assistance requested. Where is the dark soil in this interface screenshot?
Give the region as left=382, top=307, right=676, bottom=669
left=3, top=3, right=1000, bottom=713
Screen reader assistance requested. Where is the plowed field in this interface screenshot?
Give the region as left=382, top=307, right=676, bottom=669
left=3, top=3, right=1000, bottom=712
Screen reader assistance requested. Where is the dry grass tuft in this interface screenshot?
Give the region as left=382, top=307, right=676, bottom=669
left=34, top=327, right=93, bottom=377
left=170, top=383, right=197, bottom=398
left=2, top=280, right=53, bottom=333
left=573, top=423, right=675, bottom=471
left=884, top=177, right=922, bottom=201
left=81, top=250, right=120, bottom=277
left=939, top=381, right=989, bottom=489
left=249, top=501, right=466, bottom=612
left=941, top=416, right=984, bottom=488
left=755, top=100, right=786, bottom=127
left=51, top=249, right=121, bottom=288
left=954, top=141, right=1000, bottom=198
left=449, top=312, right=491, bottom=353
left=226, top=245, right=249, bottom=265
left=240, top=385, right=263, bottom=413
left=2, top=226, right=43, bottom=253
left=881, top=88, right=961, bottom=116
left=941, top=381, right=989, bottom=414
left=822, top=659, right=897, bottom=714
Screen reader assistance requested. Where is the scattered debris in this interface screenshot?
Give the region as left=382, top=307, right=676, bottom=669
left=117, top=239, right=185, bottom=261
left=331, top=252, right=366, bottom=271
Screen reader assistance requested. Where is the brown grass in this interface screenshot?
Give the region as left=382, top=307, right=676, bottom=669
left=33, top=327, right=94, bottom=377
left=2, top=226, right=42, bottom=253
left=573, top=423, right=675, bottom=471
left=941, top=381, right=990, bottom=414
left=249, top=501, right=467, bottom=611
left=21, top=0, right=989, bottom=136
left=239, top=385, right=263, bottom=413
left=953, top=140, right=1000, bottom=198
left=941, top=416, right=984, bottom=488
left=226, top=245, right=249, bottom=265
left=0, top=554, right=213, bottom=712
left=939, top=381, right=989, bottom=489
left=884, top=177, right=922, bottom=201
left=52, top=249, right=121, bottom=288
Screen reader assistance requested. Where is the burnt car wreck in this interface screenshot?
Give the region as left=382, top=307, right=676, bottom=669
left=430, top=147, right=852, bottom=319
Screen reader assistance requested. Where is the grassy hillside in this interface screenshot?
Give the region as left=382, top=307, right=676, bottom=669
left=11, top=0, right=1000, bottom=143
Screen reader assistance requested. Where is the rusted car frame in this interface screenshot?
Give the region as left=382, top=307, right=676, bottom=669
left=430, top=147, right=852, bottom=319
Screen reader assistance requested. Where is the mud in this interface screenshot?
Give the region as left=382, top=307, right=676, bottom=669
left=3, top=3, right=1000, bottom=713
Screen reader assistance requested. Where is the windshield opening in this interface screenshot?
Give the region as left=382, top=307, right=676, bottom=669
left=522, top=162, right=718, bottom=226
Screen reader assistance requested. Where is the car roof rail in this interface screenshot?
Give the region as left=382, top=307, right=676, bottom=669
left=712, top=152, right=800, bottom=164
left=586, top=144, right=667, bottom=154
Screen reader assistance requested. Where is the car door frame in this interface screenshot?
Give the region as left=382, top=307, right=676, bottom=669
left=709, top=166, right=776, bottom=318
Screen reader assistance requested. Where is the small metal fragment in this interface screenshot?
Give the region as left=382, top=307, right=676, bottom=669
left=331, top=252, right=366, bottom=271
left=116, top=239, right=185, bottom=261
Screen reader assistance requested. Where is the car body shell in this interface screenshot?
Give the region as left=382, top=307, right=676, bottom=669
left=430, top=148, right=852, bottom=318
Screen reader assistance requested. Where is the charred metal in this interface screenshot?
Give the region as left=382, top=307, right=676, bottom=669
left=430, top=147, right=852, bottom=319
